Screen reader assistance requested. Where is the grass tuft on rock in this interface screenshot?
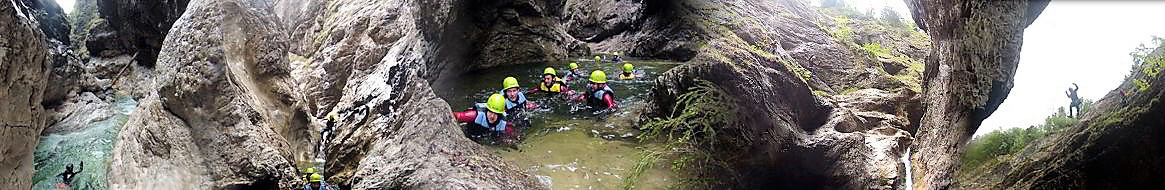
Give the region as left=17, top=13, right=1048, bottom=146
left=625, top=79, right=737, bottom=189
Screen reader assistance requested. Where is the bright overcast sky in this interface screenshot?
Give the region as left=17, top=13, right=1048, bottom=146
left=55, top=0, right=75, bottom=14
left=977, top=1, right=1165, bottom=137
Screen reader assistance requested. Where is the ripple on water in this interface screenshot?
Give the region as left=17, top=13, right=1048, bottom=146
left=32, top=96, right=137, bottom=190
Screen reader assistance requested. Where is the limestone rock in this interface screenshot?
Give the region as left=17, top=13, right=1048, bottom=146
left=903, top=1, right=1049, bottom=189
left=108, top=0, right=302, bottom=188
left=0, top=0, right=53, bottom=187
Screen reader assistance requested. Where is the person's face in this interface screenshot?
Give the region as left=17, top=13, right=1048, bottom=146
left=543, top=75, right=553, bottom=84
left=311, top=182, right=321, bottom=188
left=505, top=88, right=519, bottom=100
left=487, top=111, right=499, bottom=123
left=590, top=83, right=601, bottom=90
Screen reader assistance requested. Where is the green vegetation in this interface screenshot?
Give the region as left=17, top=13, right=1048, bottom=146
left=960, top=100, right=1094, bottom=170
left=827, top=15, right=856, bottom=46
left=1130, top=37, right=1165, bottom=92
left=626, top=79, right=738, bottom=189
left=838, top=87, right=861, bottom=95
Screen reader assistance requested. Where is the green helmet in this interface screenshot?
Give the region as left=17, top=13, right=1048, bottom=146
left=309, top=173, right=323, bottom=182
left=594, top=56, right=601, bottom=61
left=543, top=67, right=557, bottom=76
left=569, top=62, right=579, bottom=69
left=487, top=94, right=506, bottom=114
left=306, top=168, right=315, bottom=174
left=623, top=63, right=634, bottom=73
left=589, top=70, right=608, bottom=84
left=503, top=77, right=520, bottom=89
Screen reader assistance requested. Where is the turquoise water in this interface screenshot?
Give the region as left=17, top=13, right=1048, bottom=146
left=438, top=56, right=683, bottom=189
left=32, top=96, right=137, bottom=190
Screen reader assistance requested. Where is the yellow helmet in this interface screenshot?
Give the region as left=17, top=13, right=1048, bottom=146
left=306, top=168, right=315, bottom=174
left=623, top=63, right=634, bottom=73
left=503, top=77, right=520, bottom=89
left=325, top=112, right=338, bottom=121
left=594, top=56, right=601, bottom=61
left=589, top=70, right=607, bottom=84
left=487, top=94, right=506, bottom=114
left=569, top=62, right=579, bottom=69
left=543, top=67, right=557, bottom=76
left=309, top=173, right=323, bottom=182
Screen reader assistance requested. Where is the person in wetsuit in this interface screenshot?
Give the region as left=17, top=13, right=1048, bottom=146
left=58, top=161, right=83, bottom=186
left=572, top=70, right=618, bottom=109
left=619, top=63, right=637, bottom=80
left=529, top=67, right=571, bottom=96
left=452, top=94, right=519, bottom=143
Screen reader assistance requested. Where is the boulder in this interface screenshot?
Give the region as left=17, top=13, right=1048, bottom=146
left=108, top=0, right=302, bottom=188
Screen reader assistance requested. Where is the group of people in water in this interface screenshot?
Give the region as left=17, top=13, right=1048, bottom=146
left=296, top=54, right=636, bottom=189
left=452, top=54, right=639, bottom=144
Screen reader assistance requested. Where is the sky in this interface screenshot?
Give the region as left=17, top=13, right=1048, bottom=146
left=56, top=0, right=75, bottom=14
left=976, top=1, right=1165, bottom=136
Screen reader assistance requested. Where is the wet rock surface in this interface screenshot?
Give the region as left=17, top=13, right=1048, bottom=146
left=904, top=0, right=1048, bottom=189
left=108, top=0, right=300, bottom=188
left=560, top=0, right=702, bottom=61
left=644, top=0, right=923, bottom=189
left=88, top=0, right=189, bottom=66
left=279, top=0, right=543, bottom=188
left=0, top=0, right=53, bottom=187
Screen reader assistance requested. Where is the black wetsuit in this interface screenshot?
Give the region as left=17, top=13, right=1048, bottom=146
left=58, top=162, right=83, bottom=185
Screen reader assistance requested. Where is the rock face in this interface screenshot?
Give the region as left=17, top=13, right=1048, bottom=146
left=560, top=0, right=702, bottom=60
left=464, top=0, right=587, bottom=69
left=0, top=0, right=53, bottom=187
left=88, top=0, right=189, bottom=66
left=276, top=0, right=542, bottom=188
left=903, top=0, right=1048, bottom=189
left=107, top=0, right=301, bottom=188
left=644, top=0, right=924, bottom=188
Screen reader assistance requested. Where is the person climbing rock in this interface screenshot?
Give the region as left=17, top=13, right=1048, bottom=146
left=1066, top=83, right=1081, bottom=118
left=563, top=63, right=586, bottom=81
left=501, top=77, right=538, bottom=112
left=452, top=94, right=519, bottom=143
left=303, top=173, right=331, bottom=190
left=572, top=70, right=618, bottom=109
left=322, top=112, right=338, bottom=140
left=57, top=161, right=83, bottom=187
left=619, top=63, right=637, bottom=80
left=529, top=67, right=570, bottom=94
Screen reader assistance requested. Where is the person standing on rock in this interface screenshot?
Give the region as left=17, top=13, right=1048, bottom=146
left=571, top=70, right=618, bottom=109
left=1066, top=83, right=1081, bottom=118
left=452, top=94, right=519, bottom=143
left=529, top=67, right=571, bottom=96
left=619, top=63, right=637, bottom=80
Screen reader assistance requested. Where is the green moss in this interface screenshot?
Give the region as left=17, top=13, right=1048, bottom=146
left=812, top=90, right=830, bottom=97
left=838, top=87, right=861, bottom=95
